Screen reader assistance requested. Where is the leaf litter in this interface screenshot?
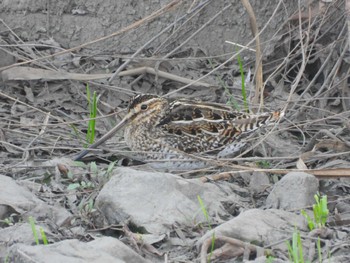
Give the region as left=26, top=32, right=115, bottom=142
left=0, top=1, right=350, bottom=262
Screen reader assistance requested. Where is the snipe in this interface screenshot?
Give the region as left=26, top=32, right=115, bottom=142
left=74, top=94, right=284, bottom=170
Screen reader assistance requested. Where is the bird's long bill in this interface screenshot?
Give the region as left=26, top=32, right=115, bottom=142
left=73, top=111, right=133, bottom=161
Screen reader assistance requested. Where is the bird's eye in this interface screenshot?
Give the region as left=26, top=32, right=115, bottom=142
left=140, top=104, right=148, bottom=110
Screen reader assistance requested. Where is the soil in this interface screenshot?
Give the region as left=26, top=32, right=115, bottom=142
left=0, top=0, right=350, bottom=262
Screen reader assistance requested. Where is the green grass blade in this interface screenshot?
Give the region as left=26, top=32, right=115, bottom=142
left=86, top=84, right=92, bottom=145
left=28, top=216, right=39, bottom=245
left=236, top=50, right=248, bottom=112
left=208, top=232, right=215, bottom=263
left=286, top=240, right=294, bottom=262
left=87, top=91, right=97, bottom=144
left=292, top=231, right=299, bottom=263
left=197, top=195, right=211, bottom=229
left=312, top=193, right=329, bottom=228
left=40, top=227, right=48, bottom=245
left=197, top=195, right=215, bottom=263
left=317, top=237, right=322, bottom=262
left=85, top=84, right=97, bottom=145
left=297, top=231, right=304, bottom=263
left=86, top=83, right=91, bottom=104
left=301, top=209, right=315, bottom=231
left=313, top=204, right=321, bottom=228
left=90, top=91, right=97, bottom=143
left=320, top=195, right=329, bottom=226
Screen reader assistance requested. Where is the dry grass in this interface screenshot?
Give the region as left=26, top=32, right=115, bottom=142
left=0, top=1, right=349, bottom=260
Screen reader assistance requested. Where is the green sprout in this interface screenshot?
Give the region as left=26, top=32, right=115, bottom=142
left=67, top=161, right=116, bottom=191
left=286, top=228, right=326, bottom=263
left=301, top=193, right=329, bottom=231
left=256, top=160, right=271, bottom=169
left=86, top=84, right=98, bottom=145
left=236, top=49, right=249, bottom=112
left=29, top=216, right=48, bottom=245
left=286, top=229, right=308, bottom=263
left=198, top=195, right=215, bottom=263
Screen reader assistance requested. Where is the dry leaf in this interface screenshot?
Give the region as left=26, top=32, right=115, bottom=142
left=296, top=157, right=308, bottom=170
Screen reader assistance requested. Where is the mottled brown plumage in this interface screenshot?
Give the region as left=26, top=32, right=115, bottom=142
left=74, top=94, right=283, bottom=169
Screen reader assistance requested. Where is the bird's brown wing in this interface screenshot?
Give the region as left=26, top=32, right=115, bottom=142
left=157, top=99, right=283, bottom=153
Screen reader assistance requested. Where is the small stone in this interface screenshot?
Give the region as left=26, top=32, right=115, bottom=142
left=266, top=172, right=319, bottom=210
left=249, top=171, right=270, bottom=194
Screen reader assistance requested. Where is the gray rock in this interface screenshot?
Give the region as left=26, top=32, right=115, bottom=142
left=198, top=209, right=307, bottom=247
left=247, top=256, right=288, bottom=263
left=327, top=255, right=350, bottom=263
left=249, top=171, right=271, bottom=193
left=0, top=49, right=16, bottom=69
left=266, top=172, right=319, bottom=210
left=9, top=236, right=149, bottom=263
left=0, top=223, right=51, bottom=258
left=262, top=133, right=301, bottom=157
left=95, top=167, right=243, bottom=234
left=0, top=174, right=72, bottom=227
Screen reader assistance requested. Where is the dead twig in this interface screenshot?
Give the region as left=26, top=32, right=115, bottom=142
left=1, top=66, right=212, bottom=87
left=0, top=0, right=181, bottom=72
left=199, top=168, right=350, bottom=183
left=118, top=67, right=212, bottom=87
left=162, top=3, right=232, bottom=60
left=304, top=129, right=350, bottom=152
left=167, top=0, right=282, bottom=97
left=200, top=235, right=268, bottom=263
left=109, top=0, right=211, bottom=83
left=346, top=0, right=350, bottom=52
left=240, top=0, right=263, bottom=109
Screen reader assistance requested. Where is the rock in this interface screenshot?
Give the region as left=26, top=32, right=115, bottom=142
left=266, top=172, right=319, bottom=210
left=9, top=236, right=150, bottom=263
left=327, top=255, right=350, bottom=263
left=263, top=134, right=300, bottom=157
left=0, top=174, right=72, bottom=227
left=0, top=49, right=15, bottom=70
left=95, top=167, right=244, bottom=234
left=247, top=256, right=288, bottom=263
left=0, top=223, right=51, bottom=258
left=249, top=171, right=271, bottom=194
left=198, top=209, right=307, bottom=247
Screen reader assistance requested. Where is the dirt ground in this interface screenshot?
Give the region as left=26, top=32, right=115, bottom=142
left=1, top=0, right=350, bottom=262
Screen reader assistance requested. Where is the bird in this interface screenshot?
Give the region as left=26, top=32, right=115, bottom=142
left=73, top=94, right=284, bottom=170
